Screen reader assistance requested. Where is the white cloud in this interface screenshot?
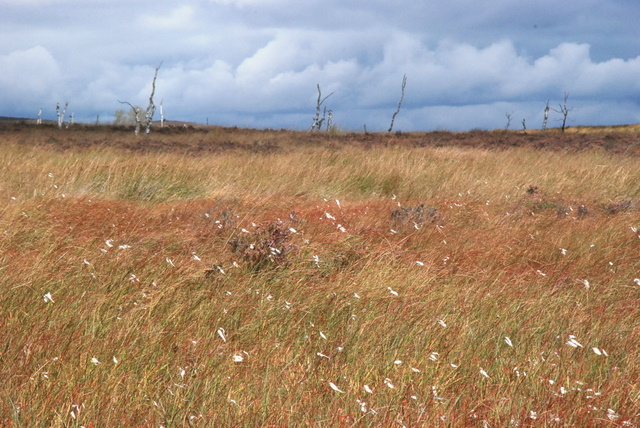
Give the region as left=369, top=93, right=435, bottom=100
left=140, top=5, right=195, bottom=30
left=0, top=46, right=61, bottom=107
left=208, top=0, right=286, bottom=6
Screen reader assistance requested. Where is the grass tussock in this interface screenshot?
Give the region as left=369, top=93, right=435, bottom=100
left=1, top=125, right=640, bottom=426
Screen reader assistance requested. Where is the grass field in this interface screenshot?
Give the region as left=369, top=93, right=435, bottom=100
left=1, top=124, right=639, bottom=426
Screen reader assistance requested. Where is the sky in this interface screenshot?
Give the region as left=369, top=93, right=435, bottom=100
left=1, top=0, right=640, bottom=131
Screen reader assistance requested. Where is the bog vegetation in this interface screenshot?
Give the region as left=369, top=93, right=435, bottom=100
left=1, top=124, right=639, bottom=426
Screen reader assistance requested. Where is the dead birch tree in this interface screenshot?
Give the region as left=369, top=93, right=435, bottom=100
left=542, top=100, right=550, bottom=131
left=505, top=112, right=513, bottom=130
left=310, top=84, right=334, bottom=131
left=144, top=62, right=162, bottom=134
left=118, top=61, right=162, bottom=135
left=552, top=92, right=572, bottom=132
left=117, top=101, right=142, bottom=135
left=326, top=109, right=333, bottom=131
left=37, top=108, right=42, bottom=125
left=56, top=102, right=68, bottom=129
left=388, top=74, right=407, bottom=133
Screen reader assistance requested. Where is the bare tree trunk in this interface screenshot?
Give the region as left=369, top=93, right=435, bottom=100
left=37, top=108, right=42, bottom=125
left=542, top=100, right=550, bottom=131
left=310, top=84, right=333, bottom=131
left=160, top=99, right=164, bottom=128
left=559, top=92, right=571, bottom=132
left=505, top=112, right=513, bottom=130
left=388, top=74, right=407, bottom=133
left=326, top=109, right=333, bottom=131
left=56, top=102, right=68, bottom=129
left=144, top=62, right=162, bottom=134
left=551, top=92, right=572, bottom=132
left=117, top=61, right=162, bottom=136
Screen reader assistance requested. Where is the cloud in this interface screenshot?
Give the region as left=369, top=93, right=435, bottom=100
left=140, top=5, right=195, bottom=30
left=0, top=46, right=61, bottom=110
left=208, top=0, right=291, bottom=7
left=1, top=0, right=639, bottom=129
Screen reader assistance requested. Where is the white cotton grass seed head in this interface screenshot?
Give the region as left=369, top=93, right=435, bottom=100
left=364, top=385, right=373, bottom=394
left=566, top=336, right=583, bottom=348
left=504, top=337, right=514, bottom=347
left=592, top=347, right=609, bottom=356
left=328, top=381, right=345, bottom=393
left=607, top=409, right=620, bottom=421
left=43, top=292, right=54, bottom=303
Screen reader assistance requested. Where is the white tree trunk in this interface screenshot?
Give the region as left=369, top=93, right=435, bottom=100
left=56, top=103, right=68, bottom=129
left=160, top=100, right=164, bottom=128
left=144, top=62, right=162, bottom=134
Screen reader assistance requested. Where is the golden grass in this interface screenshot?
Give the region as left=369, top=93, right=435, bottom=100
left=1, top=127, right=639, bottom=426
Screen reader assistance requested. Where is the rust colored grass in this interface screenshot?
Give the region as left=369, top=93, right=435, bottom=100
left=1, top=124, right=639, bottom=426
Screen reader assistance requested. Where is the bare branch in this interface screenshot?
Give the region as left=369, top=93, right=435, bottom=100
left=388, top=74, right=407, bottom=133
left=118, top=100, right=141, bottom=135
